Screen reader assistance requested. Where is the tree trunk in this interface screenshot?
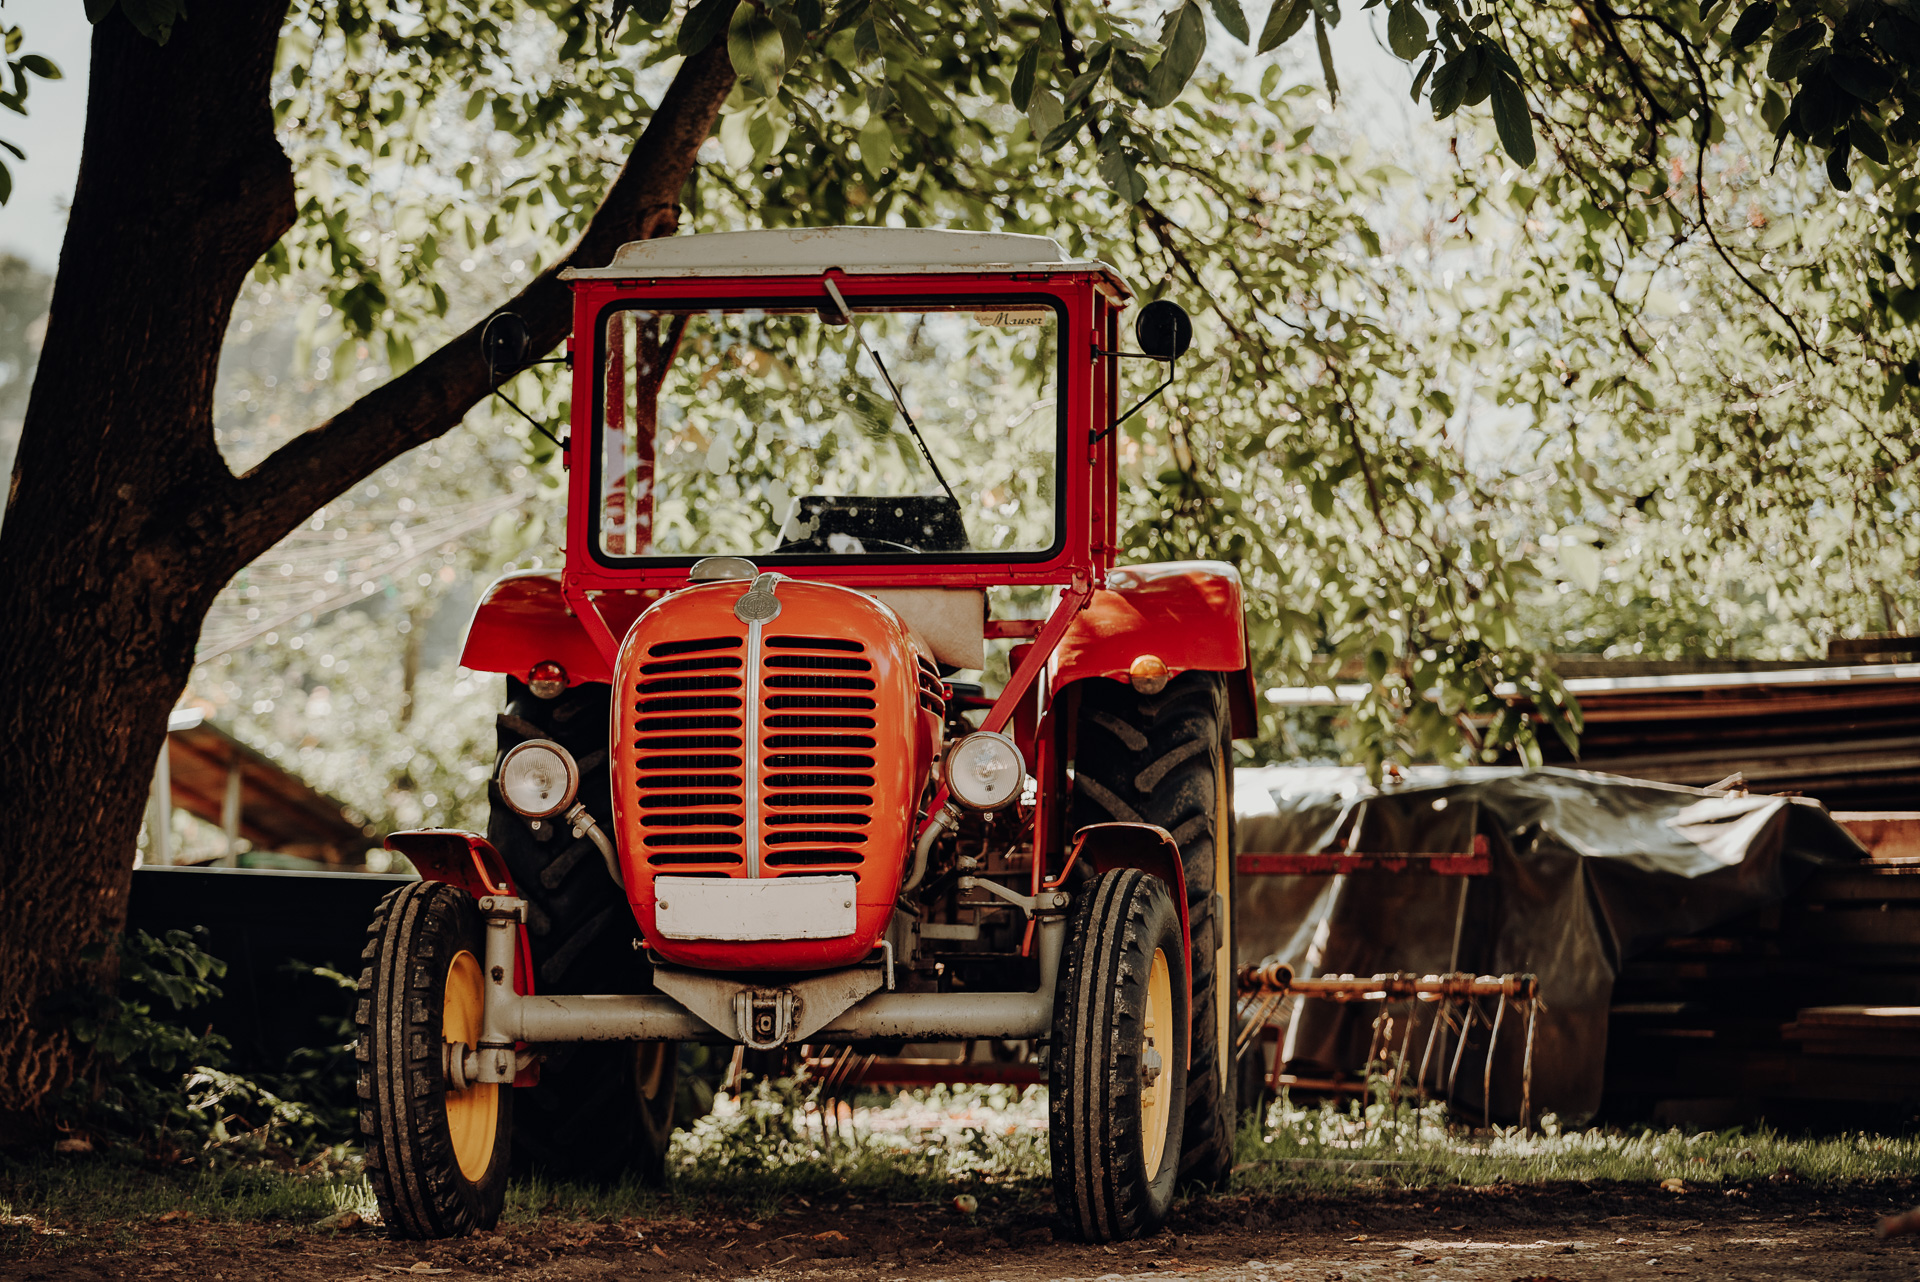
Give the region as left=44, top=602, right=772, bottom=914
left=0, top=3, right=734, bottom=1126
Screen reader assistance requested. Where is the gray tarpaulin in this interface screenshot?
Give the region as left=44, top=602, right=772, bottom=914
left=1232, top=766, right=1869, bottom=1124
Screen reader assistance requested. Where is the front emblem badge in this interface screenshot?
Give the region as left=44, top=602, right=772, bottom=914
left=734, top=572, right=783, bottom=624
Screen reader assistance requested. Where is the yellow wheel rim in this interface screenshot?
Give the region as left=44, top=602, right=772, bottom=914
left=1140, top=947, right=1175, bottom=1177
left=634, top=1042, right=670, bottom=1103
left=442, top=950, right=499, bottom=1182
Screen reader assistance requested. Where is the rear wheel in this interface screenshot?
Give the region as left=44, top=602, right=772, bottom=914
left=356, top=881, right=511, bottom=1239
left=1071, top=669, right=1238, bottom=1187
left=1050, top=868, right=1189, bottom=1242
left=490, top=675, right=676, bottom=1183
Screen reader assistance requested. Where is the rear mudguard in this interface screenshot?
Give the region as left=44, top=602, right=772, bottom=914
left=459, top=571, right=652, bottom=687
left=1068, top=822, right=1192, bottom=1063
left=1050, top=560, right=1257, bottom=737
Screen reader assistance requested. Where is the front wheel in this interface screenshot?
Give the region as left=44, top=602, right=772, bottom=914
left=1049, top=868, right=1190, bottom=1242
left=357, top=881, right=512, bottom=1239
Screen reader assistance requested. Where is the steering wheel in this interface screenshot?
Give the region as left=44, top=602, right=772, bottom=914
left=772, top=535, right=922, bottom=554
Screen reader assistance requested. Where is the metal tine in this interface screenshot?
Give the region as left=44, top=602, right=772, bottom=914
left=1416, top=997, right=1449, bottom=1097
left=1483, top=991, right=1507, bottom=1129
left=1387, top=998, right=1417, bottom=1116
left=1445, top=998, right=1478, bottom=1102
left=1521, top=997, right=1539, bottom=1131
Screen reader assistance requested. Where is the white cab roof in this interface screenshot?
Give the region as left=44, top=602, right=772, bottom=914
left=559, top=226, right=1123, bottom=280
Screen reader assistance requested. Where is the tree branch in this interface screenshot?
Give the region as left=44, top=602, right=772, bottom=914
left=222, top=41, right=737, bottom=567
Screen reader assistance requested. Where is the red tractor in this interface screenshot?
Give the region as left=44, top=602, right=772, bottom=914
left=356, top=228, right=1255, bottom=1241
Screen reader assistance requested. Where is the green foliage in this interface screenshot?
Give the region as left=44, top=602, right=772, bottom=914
left=0, top=24, right=62, bottom=204
left=23, top=0, right=1903, bottom=778
left=50, top=931, right=346, bottom=1164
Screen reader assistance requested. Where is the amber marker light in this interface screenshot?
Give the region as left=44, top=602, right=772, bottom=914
left=1128, top=654, right=1171, bottom=695
left=527, top=660, right=567, bottom=699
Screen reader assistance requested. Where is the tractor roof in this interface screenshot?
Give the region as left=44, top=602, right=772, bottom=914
left=560, top=226, right=1125, bottom=282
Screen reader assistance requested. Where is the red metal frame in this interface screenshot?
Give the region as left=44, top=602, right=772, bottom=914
left=1236, top=834, right=1493, bottom=877
left=560, top=270, right=1121, bottom=597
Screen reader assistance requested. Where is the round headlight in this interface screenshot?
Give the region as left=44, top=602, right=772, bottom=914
left=498, top=739, right=580, bottom=819
left=942, top=731, right=1026, bottom=811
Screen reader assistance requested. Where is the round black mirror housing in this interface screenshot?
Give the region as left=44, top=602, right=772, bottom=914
left=1134, top=299, right=1193, bottom=361
left=482, top=312, right=533, bottom=381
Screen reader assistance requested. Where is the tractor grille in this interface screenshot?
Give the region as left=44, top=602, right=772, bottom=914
left=759, top=636, right=875, bottom=876
left=627, top=632, right=884, bottom=877
left=631, top=637, right=746, bottom=870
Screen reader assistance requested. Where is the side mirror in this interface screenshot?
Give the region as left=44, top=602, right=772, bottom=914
left=482, top=312, right=533, bottom=382
left=1134, top=299, right=1193, bottom=361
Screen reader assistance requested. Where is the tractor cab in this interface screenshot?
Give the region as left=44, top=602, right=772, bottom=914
left=362, top=228, right=1257, bottom=1243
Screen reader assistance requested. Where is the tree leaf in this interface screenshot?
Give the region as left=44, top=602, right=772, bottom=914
left=1490, top=71, right=1535, bottom=166
left=1851, top=117, right=1889, bottom=164
left=1010, top=42, right=1039, bottom=112
left=727, top=2, right=787, bottom=98
left=1098, top=142, right=1147, bottom=203
left=1725, top=0, right=1775, bottom=51
left=0, top=159, right=11, bottom=206
left=1765, top=22, right=1824, bottom=81
left=1826, top=134, right=1853, bottom=189
left=1872, top=11, right=1920, bottom=65
left=1149, top=1, right=1207, bottom=107
left=1257, top=0, right=1308, bottom=53
left=1830, top=52, right=1894, bottom=101
left=1430, top=49, right=1472, bottom=117
left=1027, top=86, right=1065, bottom=141
left=116, top=0, right=186, bottom=45
left=1113, top=50, right=1152, bottom=99
left=82, top=0, right=118, bottom=23
left=1386, top=0, right=1427, bottom=61
left=1409, top=48, right=1437, bottom=100
left=15, top=55, right=62, bottom=80
left=677, top=0, right=735, bottom=56
left=1314, top=12, right=1339, bottom=104
left=1210, top=0, right=1251, bottom=44
left=858, top=112, right=893, bottom=178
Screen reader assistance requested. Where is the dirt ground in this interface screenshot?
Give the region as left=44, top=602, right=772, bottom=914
left=5, top=1181, right=1920, bottom=1281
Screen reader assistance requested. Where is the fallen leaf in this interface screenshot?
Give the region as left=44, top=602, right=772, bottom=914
left=1346, top=1234, right=1369, bottom=1242
left=652, top=1245, right=668, bottom=1259
left=1660, top=1177, right=1687, bottom=1193
left=813, top=1230, right=847, bottom=1241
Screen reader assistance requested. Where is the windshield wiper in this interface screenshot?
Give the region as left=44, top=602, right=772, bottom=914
left=823, top=277, right=961, bottom=512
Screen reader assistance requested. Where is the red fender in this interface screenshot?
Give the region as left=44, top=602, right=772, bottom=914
left=1069, top=822, right=1192, bottom=1067
left=1049, top=560, right=1257, bottom=737
left=384, top=829, right=540, bottom=1085
left=459, top=571, right=656, bottom=687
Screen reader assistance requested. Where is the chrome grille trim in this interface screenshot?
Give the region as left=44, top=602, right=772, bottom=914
left=743, top=613, right=764, bottom=877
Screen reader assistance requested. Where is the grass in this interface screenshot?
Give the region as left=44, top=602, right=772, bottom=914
left=0, top=1155, right=374, bottom=1249
left=9, top=1082, right=1920, bottom=1249
left=1233, top=1093, right=1920, bottom=1193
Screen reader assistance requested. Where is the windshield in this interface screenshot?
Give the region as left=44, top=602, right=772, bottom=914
left=596, top=297, right=1061, bottom=561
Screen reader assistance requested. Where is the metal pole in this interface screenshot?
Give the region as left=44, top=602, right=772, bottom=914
left=220, top=758, right=243, bottom=866
left=146, top=739, right=173, bottom=866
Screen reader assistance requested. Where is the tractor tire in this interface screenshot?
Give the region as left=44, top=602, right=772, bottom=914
left=1070, top=669, right=1239, bottom=1189
left=1049, top=868, right=1190, bottom=1242
left=356, top=881, right=511, bottom=1239
left=489, top=675, right=676, bottom=1184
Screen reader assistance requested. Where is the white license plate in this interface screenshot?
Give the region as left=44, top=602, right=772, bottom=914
left=652, top=874, right=858, bottom=941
